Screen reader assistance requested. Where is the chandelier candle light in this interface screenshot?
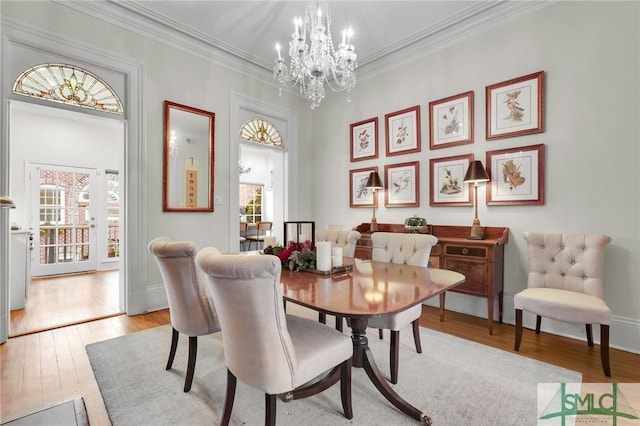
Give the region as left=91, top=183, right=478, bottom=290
left=463, top=160, right=490, bottom=240
left=274, top=1, right=357, bottom=109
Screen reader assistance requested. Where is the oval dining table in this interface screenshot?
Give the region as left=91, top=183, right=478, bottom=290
left=279, top=257, right=466, bottom=425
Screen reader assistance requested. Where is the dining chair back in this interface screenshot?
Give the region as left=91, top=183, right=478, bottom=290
left=514, top=232, right=612, bottom=376
left=245, top=221, right=273, bottom=250
left=148, top=236, right=221, bottom=392
left=239, top=221, right=248, bottom=251
left=315, top=229, right=362, bottom=257
left=367, top=232, right=438, bottom=384
left=195, top=250, right=353, bottom=426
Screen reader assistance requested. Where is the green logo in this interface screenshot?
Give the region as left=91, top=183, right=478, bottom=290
left=539, top=383, right=639, bottom=425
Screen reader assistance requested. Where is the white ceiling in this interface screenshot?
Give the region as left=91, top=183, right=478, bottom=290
left=76, top=1, right=554, bottom=79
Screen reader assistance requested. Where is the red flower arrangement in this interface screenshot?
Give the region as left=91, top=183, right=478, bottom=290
left=264, top=240, right=316, bottom=271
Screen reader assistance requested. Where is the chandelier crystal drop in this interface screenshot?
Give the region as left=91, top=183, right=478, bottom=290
left=273, top=1, right=357, bottom=110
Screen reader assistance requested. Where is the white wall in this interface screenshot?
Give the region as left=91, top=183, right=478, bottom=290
left=312, top=1, right=640, bottom=352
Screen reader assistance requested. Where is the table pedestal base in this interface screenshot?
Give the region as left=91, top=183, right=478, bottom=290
left=350, top=318, right=431, bottom=425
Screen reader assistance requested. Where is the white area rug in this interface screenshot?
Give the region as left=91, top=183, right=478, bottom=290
left=87, top=315, right=581, bottom=425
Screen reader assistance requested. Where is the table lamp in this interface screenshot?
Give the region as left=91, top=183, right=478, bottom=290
left=365, top=171, right=384, bottom=232
left=463, top=160, right=490, bottom=240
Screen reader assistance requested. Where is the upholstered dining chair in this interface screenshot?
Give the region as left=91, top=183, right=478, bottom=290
left=315, top=228, right=362, bottom=257
left=148, top=237, right=221, bottom=392
left=367, top=232, right=438, bottom=384
left=245, top=221, right=273, bottom=250
left=195, top=250, right=353, bottom=426
left=239, top=221, right=248, bottom=251
left=515, top=232, right=612, bottom=376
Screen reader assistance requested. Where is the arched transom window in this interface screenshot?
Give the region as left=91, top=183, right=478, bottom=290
left=13, top=63, right=124, bottom=115
left=239, top=118, right=283, bottom=148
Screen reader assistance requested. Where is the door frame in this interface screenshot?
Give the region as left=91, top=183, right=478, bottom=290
left=229, top=92, right=299, bottom=249
left=0, top=20, right=145, bottom=343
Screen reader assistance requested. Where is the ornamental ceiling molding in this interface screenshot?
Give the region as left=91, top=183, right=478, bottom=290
left=53, top=0, right=556, bottom=89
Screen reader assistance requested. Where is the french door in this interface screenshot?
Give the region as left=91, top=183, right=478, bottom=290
left=30, top=163, right=98, bottom=276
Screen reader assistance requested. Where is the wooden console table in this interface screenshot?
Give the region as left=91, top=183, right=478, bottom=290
left=354, top=223, right=509, bottom=334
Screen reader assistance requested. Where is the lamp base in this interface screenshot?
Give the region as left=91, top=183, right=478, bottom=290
left=467, top=218, right=484, bottom=240
left=369, top=217, right=378, bottom=233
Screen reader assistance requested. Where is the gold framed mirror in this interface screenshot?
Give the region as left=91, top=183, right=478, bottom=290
left=163, top=100, right=215, bottom=212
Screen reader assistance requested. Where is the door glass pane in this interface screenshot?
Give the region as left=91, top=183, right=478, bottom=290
left=106, top=171, right=120, bottom=258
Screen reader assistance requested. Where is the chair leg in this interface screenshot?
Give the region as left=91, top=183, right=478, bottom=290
left=412, top=319, right=422, bottom=353
left=378, top=329, right=384, bottom=339
left=265, top=394, right=277, bottom=426
left=514, top=309, right=523, bottom=351
left=184, top=336, right=197, bottom=392
left=340, top=358, right=353, bottom=419
left=535, top=315, right=542, bottom=334
left=390, top=330, right=400, bottom=384
left=600, top=324, right=611, bottom=377
left=166, top=327, right=179, bottom=370
left=586, top=324, right=594, bottom=347
left=221, top=369, right=237, bottom=426
left=439, top=292, right=446, bottom=322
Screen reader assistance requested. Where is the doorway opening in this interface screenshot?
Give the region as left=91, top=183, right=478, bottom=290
left=8, top=102, right=125, bottom=337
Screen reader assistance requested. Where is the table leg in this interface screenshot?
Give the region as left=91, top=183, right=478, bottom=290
left=349, top=318, right=432, bottom=425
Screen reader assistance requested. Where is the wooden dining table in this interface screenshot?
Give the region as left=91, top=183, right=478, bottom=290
left=279, top=257, right=466, bottom=425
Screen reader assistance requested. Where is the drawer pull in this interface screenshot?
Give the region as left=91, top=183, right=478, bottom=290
left=461, top=248, right=469, bottom=255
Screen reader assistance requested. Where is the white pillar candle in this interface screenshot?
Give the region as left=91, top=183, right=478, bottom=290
left=332, top=255, right=343, bottom=268
left=331, top=247, right=343, bottom=257
left=264, top=236, right=277, bottom=248
left=316, top=241, right=332, bottom=272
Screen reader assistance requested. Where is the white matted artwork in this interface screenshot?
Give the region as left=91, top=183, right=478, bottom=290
left=385, top=105, right=421, bottom=156
left=486, top=144, right=545, bottom=205
left=429, top=154, right=473, bottom=206
left=486, top=71, right=544, bottom=140
left=384, top=161, right=419, bottom=207
left=429, top=91, right=474, bottom=150
left=349, top=166, right=377, bottom=207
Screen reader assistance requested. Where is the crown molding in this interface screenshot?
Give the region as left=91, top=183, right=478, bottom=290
left=53, top=0, right=558, bottom=92
left=53, top=0, right=275, bottom=85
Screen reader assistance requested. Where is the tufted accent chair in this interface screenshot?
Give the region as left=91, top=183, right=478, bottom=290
left=367, top=232, right=438, bottom=384
left=315, top=229, right=362, bottom=258
left=514, top=232, right=612, bottom=376
left=148, top=237, right=221, bottom=392
left=196, top=249, right=353, bottom=426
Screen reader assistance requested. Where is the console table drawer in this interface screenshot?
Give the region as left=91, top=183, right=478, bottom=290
left=445, top=244, right=487, bottom=258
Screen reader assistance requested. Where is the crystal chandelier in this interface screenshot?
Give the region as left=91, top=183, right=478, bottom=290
left=273, top=1, right=357, bottom=110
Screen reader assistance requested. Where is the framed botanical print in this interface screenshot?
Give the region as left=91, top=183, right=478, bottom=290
left=429, top=154, right=473, bottom=206
left=486, top=71, right=544, bottom=140
left=350, top=117, right=378, bottom=162
left=349, top=166, right=378, bottom=207
left=429, top=91, right=474, bottom=150
left=385, top=105, right=421, bottom=156
left=486, top=144, right=545, bottom=205
left=384, top=161, right=420, bottom=207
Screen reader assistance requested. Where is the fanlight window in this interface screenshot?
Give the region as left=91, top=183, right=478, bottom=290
left=239, top=118, right=283, bottom=148
left=13, top=64, right=124, bottom=115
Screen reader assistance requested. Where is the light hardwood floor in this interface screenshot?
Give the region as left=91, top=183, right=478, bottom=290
left=2, top=304, right=639, bottom=424
left=10, top=270, right=121, bottom=337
